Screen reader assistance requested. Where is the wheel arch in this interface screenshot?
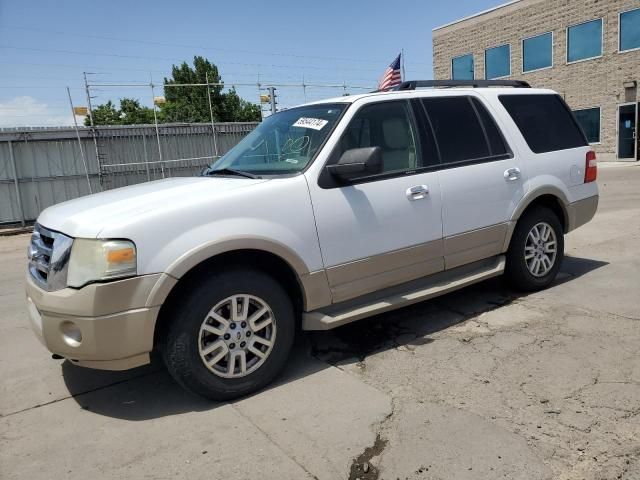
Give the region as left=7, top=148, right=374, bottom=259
left=504, top=187, right=569, bottom=251
left=151, top=242, right=331, bottom=349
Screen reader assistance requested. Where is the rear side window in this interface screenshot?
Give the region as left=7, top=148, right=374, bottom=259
left=499, top=94, right=587, bottom=153
left=471, top=98, right=509, bottom=157
left=421, top=96, right=508, bottom=164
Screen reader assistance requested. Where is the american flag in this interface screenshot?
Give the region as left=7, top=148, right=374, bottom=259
left=377, top=53, right=402, bottom=91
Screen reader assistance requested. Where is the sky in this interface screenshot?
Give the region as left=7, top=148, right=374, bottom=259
left=0, top=0, right=505, bottom=126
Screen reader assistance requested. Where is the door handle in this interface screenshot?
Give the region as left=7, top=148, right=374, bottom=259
left=504, top=167, right=521, bottom=182
left=406, top=185, right=429, bottom=200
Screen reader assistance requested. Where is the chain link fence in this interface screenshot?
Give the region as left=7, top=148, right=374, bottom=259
left=94, top=122, right=256, bottom=190
left=0, top=122, right=256, bottom=225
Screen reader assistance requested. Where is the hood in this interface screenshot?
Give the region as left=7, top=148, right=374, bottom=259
left=37, top=176, right=267, bottom=238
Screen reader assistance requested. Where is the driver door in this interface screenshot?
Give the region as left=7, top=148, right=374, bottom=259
left=306, top=100, right=444, bottom=304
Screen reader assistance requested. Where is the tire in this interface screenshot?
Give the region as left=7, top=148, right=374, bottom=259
left=163, top=267, right=295, bottom=401
left=505, top=206, right=564, bottom=292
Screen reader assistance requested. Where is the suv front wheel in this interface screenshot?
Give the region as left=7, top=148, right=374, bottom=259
left=506, top=206, right=564, bottom=291
left=163, top=268, right=295, bottom=400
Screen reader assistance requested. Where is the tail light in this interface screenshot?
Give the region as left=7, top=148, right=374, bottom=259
left=584, top=151, right=597, bottom=183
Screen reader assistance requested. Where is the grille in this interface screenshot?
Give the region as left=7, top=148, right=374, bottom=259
left=28, top=224, right=73, bottom=291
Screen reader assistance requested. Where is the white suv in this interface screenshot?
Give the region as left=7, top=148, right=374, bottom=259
left=26, top=80, right=598, bottom=399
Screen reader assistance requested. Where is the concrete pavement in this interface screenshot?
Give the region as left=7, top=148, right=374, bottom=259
left=1, top=163, right=639, bottom=479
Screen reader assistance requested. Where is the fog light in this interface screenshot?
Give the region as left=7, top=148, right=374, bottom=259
left=60, top=321, right=82, bottom=347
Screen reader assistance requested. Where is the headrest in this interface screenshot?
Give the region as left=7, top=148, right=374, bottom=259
left=382, top=118, right=409, bottom=150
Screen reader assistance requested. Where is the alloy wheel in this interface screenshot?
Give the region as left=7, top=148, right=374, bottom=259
left=198, top=294, right=276, bottom=378
left=524, top=221, right=558, bottom=277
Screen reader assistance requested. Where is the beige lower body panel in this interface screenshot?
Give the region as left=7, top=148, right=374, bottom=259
left=325, top=240, right=444, bottom=304
left=303, top=256, right=506, bottom=330
left=567, top=195, right=599, bottom=232
left=321, top=224, right=509, bottom=307
left=444, top=223, right=509, bottom=269
left=26, top=274, right=163, bottom=370
left=69, top=353, right=151, bottom=371
left=299, top=270, right=333, bottom=311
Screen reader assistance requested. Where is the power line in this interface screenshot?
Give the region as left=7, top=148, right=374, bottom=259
left=0, top=86, right=85, bottom=89
left=4, top=26, right=432, bottom=67
left=0, top=64, right=376, bottom=85
left=0, top=105, right=70, bottom=110
left=0, top=45, right=384, bottom=73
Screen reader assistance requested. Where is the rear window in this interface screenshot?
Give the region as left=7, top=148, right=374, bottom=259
left=499, top=94, right=587, bottom=154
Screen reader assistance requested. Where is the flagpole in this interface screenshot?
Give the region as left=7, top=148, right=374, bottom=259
left=401, top=49, right=406, bottom=80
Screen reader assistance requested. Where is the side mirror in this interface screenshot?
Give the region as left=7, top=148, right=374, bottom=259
left=326, top=147, right=383, bottom=181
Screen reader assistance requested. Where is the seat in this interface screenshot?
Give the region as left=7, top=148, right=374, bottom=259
left=381, top=117, right=414, bottom=172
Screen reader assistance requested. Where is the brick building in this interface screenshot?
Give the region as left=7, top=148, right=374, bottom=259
left=432, top=0, right=640, bottom=161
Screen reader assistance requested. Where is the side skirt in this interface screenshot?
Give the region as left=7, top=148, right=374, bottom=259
left=302, top=255, right=505, bottom=330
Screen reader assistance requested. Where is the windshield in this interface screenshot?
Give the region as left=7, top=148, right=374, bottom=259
left=208, top=103, right=347, bottom=175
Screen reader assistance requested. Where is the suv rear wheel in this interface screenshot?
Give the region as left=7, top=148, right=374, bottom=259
left=506, top=206, right=564, bottom=291
left=163, top=268, right=295, bottom=400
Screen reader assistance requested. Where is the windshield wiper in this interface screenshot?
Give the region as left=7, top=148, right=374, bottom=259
left=203, top=168, right=261, bottom=179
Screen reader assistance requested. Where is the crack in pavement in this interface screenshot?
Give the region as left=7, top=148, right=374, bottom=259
left=348, top=434, right=388, bottom=480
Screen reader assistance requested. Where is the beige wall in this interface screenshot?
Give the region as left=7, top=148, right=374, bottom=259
left=432, top=0, right=640, bottom=161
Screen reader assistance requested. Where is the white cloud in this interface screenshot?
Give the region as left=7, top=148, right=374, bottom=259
left=0, top=96, right=84, bottom=128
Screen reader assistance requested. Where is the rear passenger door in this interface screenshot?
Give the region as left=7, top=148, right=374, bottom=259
left=421, top=95, right=526, bottom=269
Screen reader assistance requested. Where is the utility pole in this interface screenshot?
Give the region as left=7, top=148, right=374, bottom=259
left=83, top=72, right=95, bottom=127
left=67, top=87, right=92, bottom=194
left=83, top=72, right=102, bottom=191
left=205, top=72, right=219, bottom=162
left=267, top=86, right=277, bottom=115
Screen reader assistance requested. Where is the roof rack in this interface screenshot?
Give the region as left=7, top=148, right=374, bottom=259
left=391, top=80, right=531, bottom=90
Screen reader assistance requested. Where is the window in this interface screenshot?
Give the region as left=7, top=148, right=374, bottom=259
left=567, top=19, right=603, bottom=63
left=499, top=94, right=588, bottom=153
left=338, top=101, right=420, bottom=173
left=470, top=98, right=509, bottom=157
left=422, top=96, right=508, bottom=164
left=523, top=32, right=553, bottom=72
left=485, top=44, right=511, bottom=79
left=620, top=8, right=640, bottom=52
left=573, top=107, right=601, bottom=144
left=452, top=54, right=474, bottom=80
left=212, top=104, right=346, bottom=174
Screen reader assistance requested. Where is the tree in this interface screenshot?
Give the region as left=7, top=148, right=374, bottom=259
left=161, top=56, right=224, bottom=123
left=84, top=98, right=155, bottom=126
left=219, top=88, right=261, bottom=122
left=119, top=99, right=155, bottom=124
left=86, top=56, right=261, bottom=125
left=85, top=100, right=120, bottom=126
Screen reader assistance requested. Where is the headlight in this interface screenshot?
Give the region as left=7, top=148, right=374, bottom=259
left=67, top=239, right=137, bottom=288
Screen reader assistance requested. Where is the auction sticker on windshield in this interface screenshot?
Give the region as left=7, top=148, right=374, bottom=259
left=292, top=117, right=329, bottom=130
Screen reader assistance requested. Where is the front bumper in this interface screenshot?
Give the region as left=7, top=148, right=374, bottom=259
left=25, top=273, right=168, bottom=370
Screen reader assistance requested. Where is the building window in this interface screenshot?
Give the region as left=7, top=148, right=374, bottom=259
left=485, top=44, right=511, bottom=79
left=620, top=8, right=640, bottom=52
left=567, top=19, right=603, bottom=63
left=452, top=54, right=474, bottom=80
left=573, top=107, right=601, bottom=144
left=522, top=32, right=553, bottom=72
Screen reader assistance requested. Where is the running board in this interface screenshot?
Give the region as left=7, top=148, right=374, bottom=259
left=302, top=255, right=506, bottom=330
